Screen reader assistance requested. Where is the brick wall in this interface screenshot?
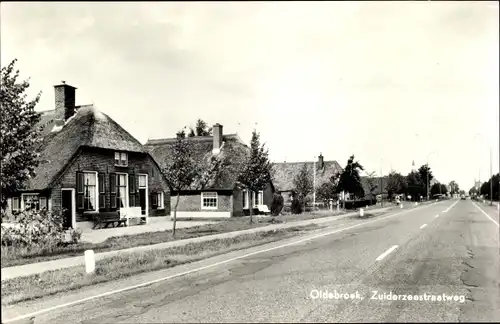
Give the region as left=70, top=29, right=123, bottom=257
left=52, top=147, right=170, bottom=221
left=171, top=191, right=232, bottom=213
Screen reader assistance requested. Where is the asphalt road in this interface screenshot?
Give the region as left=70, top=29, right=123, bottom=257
left=3, top=199, right=499, bottom=323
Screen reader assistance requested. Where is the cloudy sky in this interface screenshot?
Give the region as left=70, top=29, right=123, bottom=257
left=1, top=1, right=498, bottom=191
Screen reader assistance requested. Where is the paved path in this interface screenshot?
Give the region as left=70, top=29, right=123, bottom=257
left=4, top=199, right=497, bottom=323
left=80, top=217, right=215, bottom=244
left=1, top=205, right=408, bottom=281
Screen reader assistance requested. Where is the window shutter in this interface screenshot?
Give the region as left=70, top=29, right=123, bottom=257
left=110, top=173, right=117, bottom=209
left=98, top=173, right=106, bottom=209
left=128, top=174, right=135, bottom=207
left=76, top=172, right=84, bottom=209
left=151, top=193, right=157, bottom=206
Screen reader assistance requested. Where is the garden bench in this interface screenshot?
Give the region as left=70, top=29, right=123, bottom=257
left=257, top=204, right=271, bottom=215
left=92, top=211, right=127, bottom=229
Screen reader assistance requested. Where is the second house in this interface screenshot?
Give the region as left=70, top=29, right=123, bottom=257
left=146, top=124, right=274, bottom=220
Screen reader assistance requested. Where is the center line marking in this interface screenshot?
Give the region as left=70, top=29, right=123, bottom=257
left=420, top=224, right=427, bottom=229
left=376, top=245, right=399, bottom=261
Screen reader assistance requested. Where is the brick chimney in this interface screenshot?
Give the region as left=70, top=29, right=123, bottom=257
left=318, top=153, right=324, bottom=169
left=54, top=81, right=77, bottom=121
left=212, top=123, right=223, bottom=154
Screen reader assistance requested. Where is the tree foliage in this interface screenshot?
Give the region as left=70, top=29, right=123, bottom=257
left=469, top=186, right=478, bottom=197
left=405, top=171, right=423, bottom=201
left=290, top=192, right=303, bottom=214
left=448, top=181, right=460, bottom=195
left=316, top=173, right=340, bottom=203
left=237, top=130, right=273, bottom=223
left=293, top=163, right=313, bottom=209
left=418, top=164, right=434, bottom=198
left=337, top=155, right=364, bottom=199
left=270, top=192, right=284, bottom=216
left=188, top=119, right=213, bottom=137
left=480, top=173, right=499, bottom=200
left=1, top=59, right=43, bottom=213
left=386, top=171, right=407, bottom=199
left=430, top=182, right=447, bottom=197
left=365, top=171, right=379, bottom=203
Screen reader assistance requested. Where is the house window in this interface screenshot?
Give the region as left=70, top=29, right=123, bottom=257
left=83, top=172, right=97, bottom=210
left=40, top=197, right=47, bottom=210
left=116, top=173, right=128, bottom=208
left=253, top=191, right=264, bottom=207
left=201, top=192, right=218, bottom=209
left=151, top=192, right=164, bottom=210
left=138, top=174, right=147, bottom=188
left=242, top=189, right=249, bottom=209
left=22, top=194, right=40, bottom=211
left=11, top=197, right=20, bottom=212
left=115, top=152, right=128, bottom=166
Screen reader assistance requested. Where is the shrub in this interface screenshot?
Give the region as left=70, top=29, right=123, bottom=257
left=291, top=198, right=303, bottom=214
left=270, top=192, right=284, bottom=216
left=1, top=208, right=81, bottom=249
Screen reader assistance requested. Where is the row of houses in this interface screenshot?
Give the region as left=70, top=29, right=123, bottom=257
left=3, top=82, right=387, bottom=230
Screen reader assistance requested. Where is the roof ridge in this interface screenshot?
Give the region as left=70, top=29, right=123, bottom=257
left=145, top=133, right=240, bottom=146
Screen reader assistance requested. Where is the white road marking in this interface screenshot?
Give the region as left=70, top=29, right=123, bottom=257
left=472, top=202, right=499, bottom=227
left=443, top=199, right=459, bottom=213
left=375, top=245, right=399, bottom=261
left=420, top=224, right=427, bottom=229
left=2, top=203, right=437, bottom=324
left=435, top=214, right=439, bottom=218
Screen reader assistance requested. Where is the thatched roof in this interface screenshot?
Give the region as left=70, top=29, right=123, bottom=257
left=145, top=134, right=250, bottom=190
left=272, top=160, right=342, bottom=192
left=27, top=105, right=147, bottom=190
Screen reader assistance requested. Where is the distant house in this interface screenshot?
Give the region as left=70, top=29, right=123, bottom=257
left=145, top=124, right=274, bottom=220
left=360, top=176, right=389, bottom=201
left=4, top=82, right=170, bottom=229
left=272, top=154, right=343, bottom=205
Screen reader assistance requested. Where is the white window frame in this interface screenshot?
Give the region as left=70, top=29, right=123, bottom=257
left=83, top=171, right=99, bottom=212
left=114, top=151, right=128, bottom=167
left=21, top=193, right=40, bottom=211
left=116, top=172, right=129, bottom=208
left=242, top=189, right=249, bottom=209
left=11, top=197, right=21, bottom=212
left=157, top=192, right=164, bottom=209
left=201, top=192, right=218, bottom=210
left=253, top=190, right=264, bottom=208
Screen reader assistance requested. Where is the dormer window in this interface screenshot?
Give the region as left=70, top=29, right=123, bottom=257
left=115, top=152, right=128, bottom=167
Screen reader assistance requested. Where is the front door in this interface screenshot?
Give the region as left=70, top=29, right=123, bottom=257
left=61, top=190, right=73, bottom=228
left=139, top=188, right=146, bottom=215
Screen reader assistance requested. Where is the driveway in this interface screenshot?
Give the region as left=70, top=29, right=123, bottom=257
left=81, top=217, right=215, bottom=244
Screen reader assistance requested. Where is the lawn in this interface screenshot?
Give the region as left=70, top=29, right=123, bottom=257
left=1, top=224, right=322, bottom=306
left=1, top=210, right=350, bottom=268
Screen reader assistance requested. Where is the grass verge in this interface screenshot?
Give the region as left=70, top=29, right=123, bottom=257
left=1, top=224, right=321, bottom=306
left=1, top=209, right=351, bottom=269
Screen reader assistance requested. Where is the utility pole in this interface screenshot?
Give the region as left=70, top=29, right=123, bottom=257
left=380, top=158, right=383, bottom=207
left=490, top=147, right=493, bottom=206
left=313, top=157, right=316, bottom=210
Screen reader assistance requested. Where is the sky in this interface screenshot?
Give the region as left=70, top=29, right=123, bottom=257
left=1, top=1, right=498, bottom=191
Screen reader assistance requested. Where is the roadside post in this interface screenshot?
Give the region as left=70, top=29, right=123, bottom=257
left=85, top=250, right=95, bottom=274
left=359, top=208, right=364, bottom=217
